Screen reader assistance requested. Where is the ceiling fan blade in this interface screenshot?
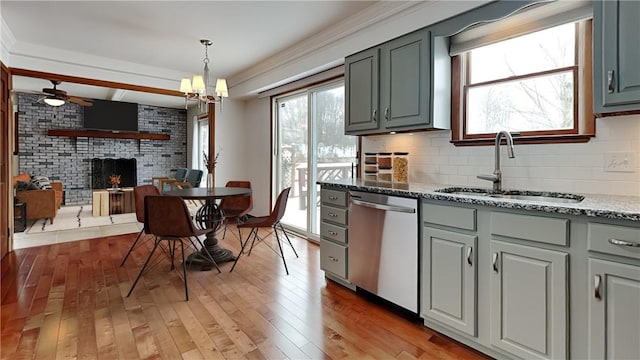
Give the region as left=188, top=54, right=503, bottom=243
left=68, top=96, right=93, bottom=106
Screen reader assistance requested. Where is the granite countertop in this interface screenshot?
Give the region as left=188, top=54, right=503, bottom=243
left=318, top=178, right=640, bottom=222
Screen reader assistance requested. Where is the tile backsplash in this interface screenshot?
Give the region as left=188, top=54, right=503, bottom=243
left=362, top=115, right=640, bottom=197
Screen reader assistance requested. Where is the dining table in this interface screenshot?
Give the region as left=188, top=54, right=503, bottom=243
left=163, top=187, right=252, bottom=265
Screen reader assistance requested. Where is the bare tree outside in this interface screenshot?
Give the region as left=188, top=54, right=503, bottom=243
left=466, top=23, right=576, bottom=134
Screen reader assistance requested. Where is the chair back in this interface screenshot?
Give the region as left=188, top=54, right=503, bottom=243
left=268, top=187, right=291, bottom=225
left=144, top=195, right=197, bottom=238
left=174, top=168, right=189, bottom=182
left=184, top=169, right=203, bottom=188
left=133, top=184, right=160, bottom=224
left=219, top=181, right=253, bottom=216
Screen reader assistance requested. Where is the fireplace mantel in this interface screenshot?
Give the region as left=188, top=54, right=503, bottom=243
left=47, top=129, right=170, bottom=140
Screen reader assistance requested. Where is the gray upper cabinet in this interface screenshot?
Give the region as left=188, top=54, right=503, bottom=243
left=345, top=48, right=380, bottom=133
left=379, top=30, right=430, bottom=129
left=345, top=28, right=450, bottom=135
left=594, top=0, right=640, bottom=114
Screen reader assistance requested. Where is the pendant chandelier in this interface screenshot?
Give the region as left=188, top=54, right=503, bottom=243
left=179, top=39, right=228, bottom=111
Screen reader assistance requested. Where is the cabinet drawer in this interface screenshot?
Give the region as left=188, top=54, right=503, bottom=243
left=321, top=222, right=347, bottom=244
left=321, top=206, right=348, bottom=226
left=491, top=212, right=569, bottom=246
left=320, top=240, right=347, bottom=278
left=423, top=202, right=476, bottom=231
left=588, top=222, right=640, bottom=260
left=321, top=189, right=348, bottom=207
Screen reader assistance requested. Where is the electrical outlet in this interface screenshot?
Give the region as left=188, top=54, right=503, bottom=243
left=604, top=152, right=636, bottom=172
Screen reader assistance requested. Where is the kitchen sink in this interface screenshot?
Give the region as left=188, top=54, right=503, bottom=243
left=435, top=187, right=584, bottom=204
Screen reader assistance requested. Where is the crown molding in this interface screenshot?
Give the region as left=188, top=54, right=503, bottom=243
left=8, top=40, right=188, bottom=90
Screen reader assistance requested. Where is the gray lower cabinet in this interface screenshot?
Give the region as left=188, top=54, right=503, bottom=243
left=594, top=0, right=640, bottom=114
left=422, top=227, right=477, bottom=336
left=587, top=221, right=640, bottom=359
left=319, top=187, right=351, bottom=286
left=490, top=240, right=568, bottom=360
left=588, top=259, right=640, bottom=360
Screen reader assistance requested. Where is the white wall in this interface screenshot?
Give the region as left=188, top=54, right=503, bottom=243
left=363, top=115, right=640, bottom=197
left=216, top=97, right=272, bottom=216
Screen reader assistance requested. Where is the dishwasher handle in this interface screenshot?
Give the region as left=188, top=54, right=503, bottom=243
left=351, top=198, right=416, bottom=213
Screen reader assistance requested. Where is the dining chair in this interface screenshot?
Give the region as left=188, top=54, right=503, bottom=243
left=120, top=184, right=160, bottom=267
left=219, top=181, right=253, bottom=245
left=127, top=195, right=220, bottom=301
left=230, top=187, right=298, bottom=275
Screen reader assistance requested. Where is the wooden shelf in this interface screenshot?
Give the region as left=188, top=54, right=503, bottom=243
left=47, top=129, right=170, bottom=140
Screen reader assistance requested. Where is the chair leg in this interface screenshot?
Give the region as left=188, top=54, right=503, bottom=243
left=273, top=227, right=289, bottom=275
left=236, top=219, right=244, bottom=249
left=230, top=228, right=256, bottom=273
left=169, top=241, right=178, bottom=271
left=248, top=229, right=260, bottom=256
left=127, top=237, right=161, bottom=297
left=120, top=228, right=145, bottom=267
left=278, top=223, right=299, bottom=258
left=180, top=240, right=189, bottom=301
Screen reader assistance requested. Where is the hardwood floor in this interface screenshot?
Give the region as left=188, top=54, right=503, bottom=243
left=1, top=228, right=489, bottom=359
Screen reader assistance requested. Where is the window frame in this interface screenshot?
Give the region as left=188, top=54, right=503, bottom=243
left=451, top=19, right=595, bottom=146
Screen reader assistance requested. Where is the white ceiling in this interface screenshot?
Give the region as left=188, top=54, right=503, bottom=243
left=1, top=0, right=378, bottom=108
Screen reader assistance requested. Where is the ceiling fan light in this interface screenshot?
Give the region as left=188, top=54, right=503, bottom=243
left=215, top=78, right=228, bottom=98
left=44, top=97, right=65, bottom=106
left=179, top=78, right=193, bottom=93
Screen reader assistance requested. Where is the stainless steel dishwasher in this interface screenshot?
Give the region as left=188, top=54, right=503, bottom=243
left=348, top=190, right=418, bottom=313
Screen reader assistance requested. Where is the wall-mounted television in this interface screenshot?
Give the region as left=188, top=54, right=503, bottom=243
left=83, top=99, right=138, bottom=132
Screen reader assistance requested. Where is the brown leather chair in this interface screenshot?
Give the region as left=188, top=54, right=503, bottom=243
left=127, top=195, right=220, bottom=301
left=219, top=181, right=253, bottom=245
left=230, top=187, right=298, bottom=275
left=120, top=184, right=160, bottom=266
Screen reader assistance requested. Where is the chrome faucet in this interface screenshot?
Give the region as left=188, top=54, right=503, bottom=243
left=477, top=130, right=515, bottom=191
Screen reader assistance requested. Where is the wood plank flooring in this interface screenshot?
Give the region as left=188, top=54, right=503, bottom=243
left=1, top=228, right=489, bottom=359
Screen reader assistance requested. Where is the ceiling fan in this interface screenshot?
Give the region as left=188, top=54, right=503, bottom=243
left=37, top=80, right=93, bottom=107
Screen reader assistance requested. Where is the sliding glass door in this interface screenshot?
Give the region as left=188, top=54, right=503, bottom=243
left=274, top=80, right=356, bottom=238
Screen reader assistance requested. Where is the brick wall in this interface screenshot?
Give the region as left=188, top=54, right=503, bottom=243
left=16, top=93, right=187, bottom=204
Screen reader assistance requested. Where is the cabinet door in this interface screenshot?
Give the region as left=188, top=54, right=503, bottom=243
left=380, top=29, right=430, bottom=129
left=345, top=48, right=379, bottom=133
left=596, top=0, right=640, bottom=111
left=589, top=258, right=640, bottom=360
left=422, top=227, right=477, bottom=336
left=490, top=240, right=567, bottom=360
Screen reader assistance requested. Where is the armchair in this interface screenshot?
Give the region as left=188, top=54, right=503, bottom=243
left=13, top=173, right=63, bottom=224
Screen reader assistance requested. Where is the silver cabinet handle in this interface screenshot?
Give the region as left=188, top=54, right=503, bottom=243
left=372, top=109, right=377, bottom=122
left=328, top=213, right=338, bottom=217
left=608, top=238, right=640, bottom=247
left=328, top=195, right=338, bottom=200
left=328, top=230, right=338, bottom=236
left=594, top=274, right=602, bottom=300
left=328, top=256, right=339, bottom=262
left=492, top=253, right=499, bottom=272
left=467, top=247, right=473, bottom=266
left=384, top=107, right=389, bottom=121
left=607, top=70, right=615, bottom=94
